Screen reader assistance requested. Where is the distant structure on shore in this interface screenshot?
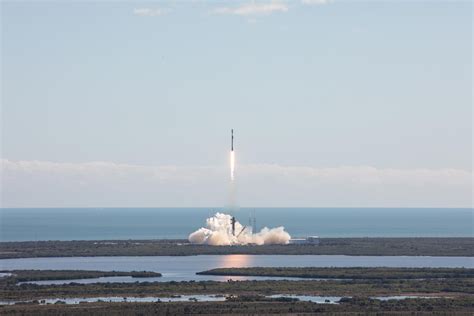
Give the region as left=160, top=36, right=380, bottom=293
left=289, top=236, right=320, bottom=245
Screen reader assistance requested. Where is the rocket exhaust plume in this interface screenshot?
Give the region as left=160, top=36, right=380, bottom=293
left=188, top=129, right=291, bottom=246
left=228, top=129, right=236, bottom=210
left=230, top=129, right=235, bottom=181
left=189, top=212, right=291, bottom=246
left=230, top=151, right=235, bottom=182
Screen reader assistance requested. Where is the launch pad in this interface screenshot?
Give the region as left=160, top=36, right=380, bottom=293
left=231, top=216, right=236, bottom=236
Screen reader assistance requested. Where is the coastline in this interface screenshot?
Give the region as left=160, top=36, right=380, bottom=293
left=1, top=237, right=472, bottom=259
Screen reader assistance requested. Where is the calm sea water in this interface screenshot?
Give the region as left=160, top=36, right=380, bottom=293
left=0, top=208, right=472, bottom=241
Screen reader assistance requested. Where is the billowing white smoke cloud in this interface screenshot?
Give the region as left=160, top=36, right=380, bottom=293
left=188, top=212, right=291, bottom=246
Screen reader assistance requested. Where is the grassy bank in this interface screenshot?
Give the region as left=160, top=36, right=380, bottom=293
left=1, top=237, right=473, bottom=258
left=197, top=267, right=474, bottom=280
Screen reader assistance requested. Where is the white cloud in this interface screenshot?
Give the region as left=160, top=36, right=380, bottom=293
left=133, top=8, right=167, bottom=17
left=301, top=0, right=333, bottom=5
left=213, top=2, right=289, bottom=16
left=1, top=159, right=471, bottom=208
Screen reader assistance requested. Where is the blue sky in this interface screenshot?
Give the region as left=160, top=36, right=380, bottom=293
left=1, top=1, right=472, bottom=207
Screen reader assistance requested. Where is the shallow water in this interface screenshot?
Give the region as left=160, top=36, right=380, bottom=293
left=0, top=295, right=446, bottom=306
left=372, top=296, right=441, bottom=301
left=268, top=295, right=342, bottom=304
left=0, top=295, right=226, bottom=305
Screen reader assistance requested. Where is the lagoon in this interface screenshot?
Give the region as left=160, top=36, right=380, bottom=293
left=1, top=255, right=471, bottom=283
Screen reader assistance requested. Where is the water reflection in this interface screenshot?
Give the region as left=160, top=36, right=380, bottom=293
left=217, top=254, right=253, bottom=268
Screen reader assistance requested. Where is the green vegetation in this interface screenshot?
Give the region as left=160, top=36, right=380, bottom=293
left=198, top=267, right=474, bottom=280
left=0, top=270, right=161, bottom=283
left=1, top=268, right=473, bottom=314
left=1, top=297, right=473, bottom=315
left=1, top=276, right=472, bottom=301
left=0, top=237, right=473, bottom=258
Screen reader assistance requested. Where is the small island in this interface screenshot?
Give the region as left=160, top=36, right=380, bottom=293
left=197, top=267, right=474, bottom=280
left=0, top=270, right=161, bottom=283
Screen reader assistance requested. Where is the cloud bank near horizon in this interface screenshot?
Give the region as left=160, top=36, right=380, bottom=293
left=1, top=159, right=471, bottom=208
left=212, top=2, right=289, bottom=16
left=133, top=8, right=167, bottom=17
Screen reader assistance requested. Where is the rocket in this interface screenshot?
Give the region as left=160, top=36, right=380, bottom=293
left=231, top=129, right=234, bottom=151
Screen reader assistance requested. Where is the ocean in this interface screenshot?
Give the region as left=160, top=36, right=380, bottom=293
left=0, top=208, right=471, bottom=242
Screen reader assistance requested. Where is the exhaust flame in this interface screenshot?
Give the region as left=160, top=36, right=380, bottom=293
left=230, top=150, right=235, bottom=181
left=188, top=212, right=291, bottom=246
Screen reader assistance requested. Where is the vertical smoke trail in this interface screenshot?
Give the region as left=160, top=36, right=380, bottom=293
left=230, top=150, right=235, bottom=181
left=228, top=150, right=236, bottom=211
left=230, top=129, right=235, bottom=182
left=228, top=129, right=237, bottom=211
